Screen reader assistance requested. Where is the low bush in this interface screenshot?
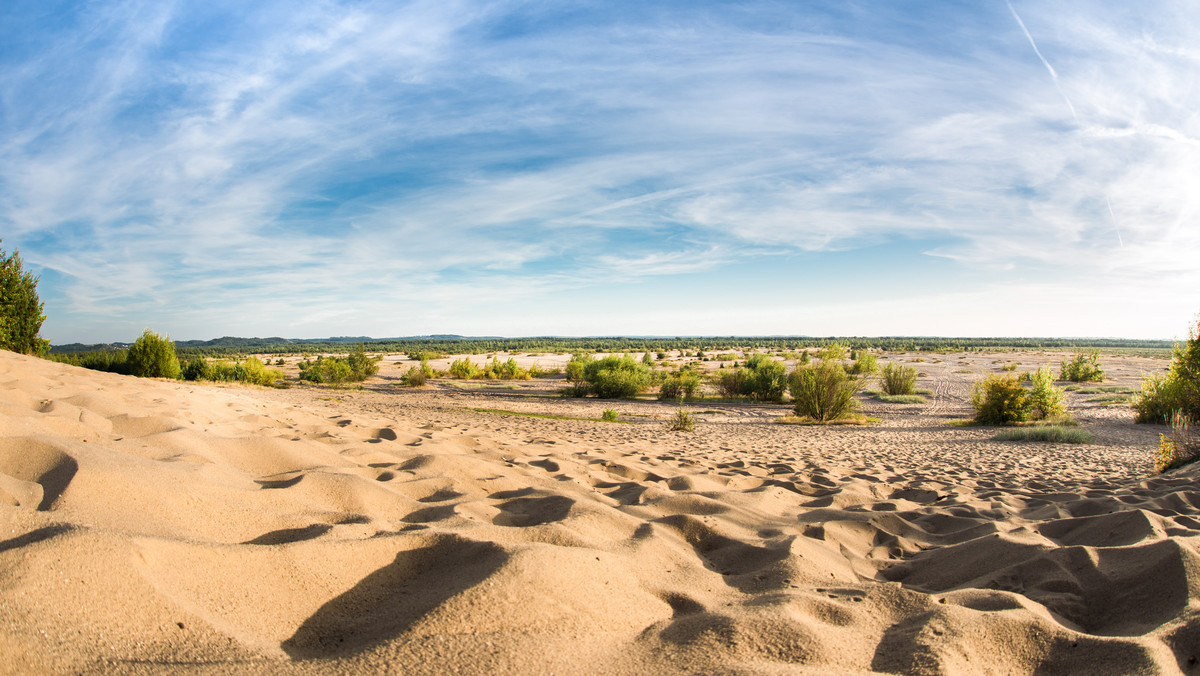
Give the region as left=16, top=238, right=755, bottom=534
left=716, top=368, right=748, bottom=398
left=970, top=370, right=1066, bottom=425
left=970, top=374, right=1029, bottom=425
left=127, top=329, right=181, bottom=379
left=1059, top=349, right=1105, bottom=382
left=659, top=372, right=701, bottom=401
left=601, top=408, right=619, bottom=422
left=880, top=363, right=917, bottom=395
left=449, top=357, right=481, bottom=379
left=1134, top=314, right=1199, bottom=424
left=849, top=353, right=878, bottom=375
left=401, top=366, right=427, bottom=387
left=742, top=354, right=788, bottom=402
left=788, top=360, right=863, bottom=422
left=299, top=346, right=377, bottom=386
left=667, top=408, right=695, bottom=432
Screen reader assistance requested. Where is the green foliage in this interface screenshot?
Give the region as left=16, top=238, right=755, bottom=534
left=1059, top=349, right=1105, bottom=382
left=742, top=354, right=788, bottom=402
left=299, top=347, right=376, bottom=386
left=204, top=356, right=282, bottom=386
left=47, top=349, right=130, bottom=374
left=346, top=344, right=380, bottom=380
left=182, top=357, right=212, bottom=381
left=1026, top=367, right=1067, bottom=420
left=993, top=425, right=1093, bottom=444
left=1134, top=316, right=1200, bottom=424
left=849, top=352, right=878, bottom=375
left=668, top=407, right=695, bottom=432
left=601, top=408, right=619, bottom=422
left=717, top=368, right=748, bottom=398
left=401, top=366, right=427, bottom=387
left=0, top=242, right=49, bottom=356
left=642, top=352, right=654, bottom=366
left=817, top=343, right=848, bottom=363
left=449, top=357, right=481, bottom=379
left=970, top=374, right=1029, bottom=425
left=565, top=353, right=593, bottom=385
left=127, top=329, right=181, bottom=379
left=659, top=372, right=701, bottom=401
left=880, top=363, right=918, bottom=395
left=788, top=361, right=863, bottom=422
left=584, top=355, right=651, bottom=398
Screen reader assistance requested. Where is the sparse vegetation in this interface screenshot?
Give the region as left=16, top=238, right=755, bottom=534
left=788, top=359, right=864, bottom=422
left=875, top=393, right=926, bottom=404
left=659, top=372, right=701, bottom=401
left=1059, top=349, right=1105, bottom=382
left=993, top=425, right=1092, bottom=444
left=401, top=366, right=428, bottom=387
left=1155, top=414, right=1197, bottom=473
left=601, top=408, right=619, bottom=422
left=880, top=363, right=918, bottom=395
left=668, top=407, right=696, bottom=432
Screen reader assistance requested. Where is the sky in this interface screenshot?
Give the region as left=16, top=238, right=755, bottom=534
left=1, top=1, right=1198, bottom=344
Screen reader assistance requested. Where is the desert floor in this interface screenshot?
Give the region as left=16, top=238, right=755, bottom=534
left=3, top=348, right=1198, bottom=674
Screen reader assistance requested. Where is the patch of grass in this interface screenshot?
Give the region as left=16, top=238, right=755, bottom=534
left=1088, top=394, right=1133, bottom=405
left=993, top=426, right=1093, bottom=444
left=776, top=414, right=878, bottom=426
left=468, top=407, right=631, bottom=424
left=874, top=393, right=927, bottom=404
left=601, top=408, right=619, bottom=422
left=944, top=419, right=977, bottom=427
left=954, top=369, right=974, bottom=374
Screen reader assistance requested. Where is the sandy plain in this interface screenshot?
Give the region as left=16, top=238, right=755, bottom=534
left=2, top=347, right=1198, bottom=674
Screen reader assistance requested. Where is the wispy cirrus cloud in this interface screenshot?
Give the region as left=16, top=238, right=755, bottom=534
left=0, top=0, right=1196, bottom=341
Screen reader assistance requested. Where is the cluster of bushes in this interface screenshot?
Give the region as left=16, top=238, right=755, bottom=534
left=566, top=353, right=653, bottom=398
left=448, top=356, right=533, bottom=380
left=298, top=345, right=379, bottom=385
left=715, top=354, right=788, bottom=401
left=50, top=329, right=284, bottom=387
left=659, top=370, right=702, bottom=401
left=1060, top=349, right=1105, bottom=382
left=970, top=367, right=1066, bottom=425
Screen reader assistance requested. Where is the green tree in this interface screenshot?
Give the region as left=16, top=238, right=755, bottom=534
left=126, top=329, right=181, bottom=379
left=0, top=242, right=49, bottom=356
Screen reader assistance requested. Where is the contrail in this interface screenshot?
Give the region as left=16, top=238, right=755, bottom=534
left=1105, top=195, right=1124, bottom=247
left=1006, top=0, right=1079, bottom=122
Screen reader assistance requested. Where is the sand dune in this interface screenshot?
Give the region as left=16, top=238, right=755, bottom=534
left=2, top=350, right=1198, bottom=674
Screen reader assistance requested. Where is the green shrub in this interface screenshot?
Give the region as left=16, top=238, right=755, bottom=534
left=565, top=353, right=593, bottom=386
left=850, top=353, right=878, bottom=375
left=401, top=366, right=427, bottom=387
left=1059, top=349, right=1105, bottom=382
left=1026, top=367, right=1067, bottom=420
left=127, top=329, right=181, bottom=379
left=788, top=361, right=863, bottom=422
left=668, top=407, right=695, bottom=432
left=449, top=357, right=481, bottom=379
left=717, top=368, right=748, bottom=398
left=601, top=408, right=619, bottom=422
left=588, top=356, right=650, bottom=398
left=238, top=356, right=281, bottom=386
left=0, top=242, right=49, bottom=356
left=880, top=363, right=918, bottom=395
left=970, top=374, right=1029, bottom=425
left=1134, top=372, right=1189, bottom=424
left=1134, top=316, right=1200, bottom=424
left=743, top=354, right=788, bottom=402
left=346, top=344, right=380, bottom=381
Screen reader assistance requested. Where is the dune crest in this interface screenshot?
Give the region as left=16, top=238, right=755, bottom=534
left=1, top=351, right=1198, bottom=674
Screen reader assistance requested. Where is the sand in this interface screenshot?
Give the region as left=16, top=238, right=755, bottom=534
left=1, top=348, right=1198, bottom=674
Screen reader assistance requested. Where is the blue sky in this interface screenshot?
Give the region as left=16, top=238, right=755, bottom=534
left=2, top=1, right=1197, bottom=343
